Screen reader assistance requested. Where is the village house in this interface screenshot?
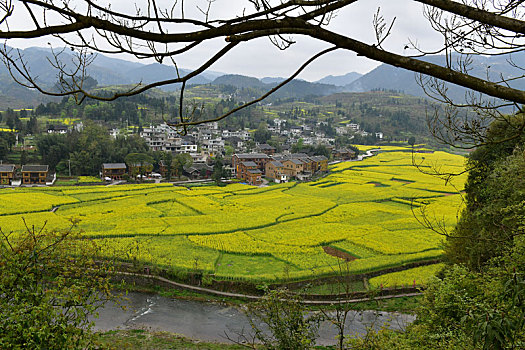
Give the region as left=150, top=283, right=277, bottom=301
left=282, top=158, right=304, bottom=178
left=245, top=168, right=262, bottom=185
left=310, top=155, right=329, bottom=172
left=102, top=163, right=127, bottom=180
left=257, top=144, right=276, bottom=155
left=332, top=148, right=357, bottom=160
left=265, top=160, right=288, bottom=183
left=21, top=165, right=48, bottom=185
left=184, top=163, right=214, bottom=180
left=232, top=153, right=270, bottom=176
left=236, top=161, right=262, bottom=185
left=0, top=164, right=15, bottom=185
left=47, top=125, right=69, bottom=134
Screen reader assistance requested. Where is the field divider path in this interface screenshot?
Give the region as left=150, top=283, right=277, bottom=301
left=112, top=270, right=423, bottom=304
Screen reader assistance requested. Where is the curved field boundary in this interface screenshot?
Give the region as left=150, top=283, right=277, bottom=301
left=113, top=271, right=422, bottom=304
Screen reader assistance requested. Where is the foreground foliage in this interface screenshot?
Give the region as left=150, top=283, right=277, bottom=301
left=247, top=289, right=322, bottom=350
left=0, top=221, right=116, bottom=349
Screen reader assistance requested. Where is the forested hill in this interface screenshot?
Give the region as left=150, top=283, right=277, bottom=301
left=0, top=46, right=522, bottom=110
left=19, top=85, right=435, bottom=146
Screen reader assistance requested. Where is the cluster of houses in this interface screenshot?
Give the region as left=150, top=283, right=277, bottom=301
left=139, top=121, right=250, bottom=162
left=232, top=152, right=331, bottom=185
left=138, top=118, right=378, bottom=162
left=0, top=164, right=50, bottom=186
left=4, top=115, right=365, bottom=187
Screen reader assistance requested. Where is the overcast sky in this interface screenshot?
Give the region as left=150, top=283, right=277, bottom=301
left=5, top=0, right=443, bottom=81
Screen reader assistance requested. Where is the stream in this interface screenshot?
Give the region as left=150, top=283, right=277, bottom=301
left=93, top=292, right=415, bottom=346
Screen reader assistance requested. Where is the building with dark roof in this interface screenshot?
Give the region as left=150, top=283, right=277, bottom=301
left=232, top=153, right=270, bottom=175
left=21, top=165, right=49, bottom=185
left=257, top=143, right=276, bottom=155
left=0, top=164, right=15, bottom=185
left=265, top=160, right=288, bottom=183
left=237, top=160, right=261, bottom=183
left=102, top=163, right=127, bottom=180
left=245, top=168, right=262, bottom=185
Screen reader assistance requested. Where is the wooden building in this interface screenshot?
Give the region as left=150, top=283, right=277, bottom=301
left=257, top=144, right=276, bottom=155
left=21, top=165, right=48, bottom=185
left=333, top=148, right=357, bottom=160
left=265, top=160, right=288, bottom=183
left=0, top=164, right=15, bottom=185
left=282, top=159, right=304, bottom=178
left=246, top=168, right=262, bottom=185
left=309, top=155, right=329, bottom=172
left=184, top=163, right=213, bottom=179
left=102, top=163, right=127, bottom=180
left=232, top=153, right=269, bottom=176
left=237, top=161, right=264, bottom=185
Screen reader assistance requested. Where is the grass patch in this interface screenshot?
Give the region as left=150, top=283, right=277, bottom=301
left=94, top=330, right=247, bottom=350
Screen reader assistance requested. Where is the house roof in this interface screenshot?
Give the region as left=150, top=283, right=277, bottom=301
left=185, top=163, right=213, bottom=174
left=22, top=165, right=48, bottom=172
left=334, top=148, right=356, bottom=154
left=258, top=144, right=275, bottom=150
left=247, top=169, right=262, bottom=174
left=102, top=163, right=127, bottom=169
left=269, top=160, right=284, bottom=167
left=241, top=161, right=258, bottom=167
left=0, top=164, right=15, bottom=172
left=226, top=136, right=242, bottom=143
left=234, top=153, right=269, bottom=159
left=286, top=159, right=303, bottom=165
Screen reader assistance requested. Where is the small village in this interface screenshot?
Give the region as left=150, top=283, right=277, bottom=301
left=0, top=119, right=361, bottom=187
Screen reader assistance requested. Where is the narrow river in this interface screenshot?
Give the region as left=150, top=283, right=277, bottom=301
left=93, top=292, right=415, bottom=346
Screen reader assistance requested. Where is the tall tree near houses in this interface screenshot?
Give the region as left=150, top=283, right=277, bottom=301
left=125, top=152, right=154, bottom=181
left=173, top=153, right=193, bottom=180
left=0, top=1, right=521, bottom=147
left=163, top=151, right=173, bottom=181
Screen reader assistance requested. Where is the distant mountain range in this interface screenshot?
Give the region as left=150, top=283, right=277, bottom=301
left=315, top=72, right=362, bottom=86
left=0, top=46, right=522, bottom=109
left=344, top=53, right=525, bottom=103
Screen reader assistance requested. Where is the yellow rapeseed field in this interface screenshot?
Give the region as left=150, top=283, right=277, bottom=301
left=0, top=147, right=466, bottom=282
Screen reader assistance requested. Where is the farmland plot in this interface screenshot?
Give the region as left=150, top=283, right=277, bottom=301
left=0, top=147, right=465, bottom=282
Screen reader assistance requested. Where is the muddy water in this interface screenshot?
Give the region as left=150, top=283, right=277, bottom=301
left=93, top=292, right=415, bottom=346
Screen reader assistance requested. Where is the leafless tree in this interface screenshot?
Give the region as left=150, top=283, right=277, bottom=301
left=0, top=0, right=523, bottom=140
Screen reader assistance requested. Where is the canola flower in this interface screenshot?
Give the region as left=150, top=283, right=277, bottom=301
left=0, top=149, right=465, bottom=282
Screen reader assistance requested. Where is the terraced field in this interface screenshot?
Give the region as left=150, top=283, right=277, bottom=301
left=1, top=146, right=466, bottom=283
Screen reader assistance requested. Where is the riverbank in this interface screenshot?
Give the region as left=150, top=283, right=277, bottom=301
left=91, top=292, right=416, bottom=347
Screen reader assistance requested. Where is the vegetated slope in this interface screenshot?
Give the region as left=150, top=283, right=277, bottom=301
left=317, top=91, right=435, bottom=137
left=1, top=147, right=465, bottom=283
